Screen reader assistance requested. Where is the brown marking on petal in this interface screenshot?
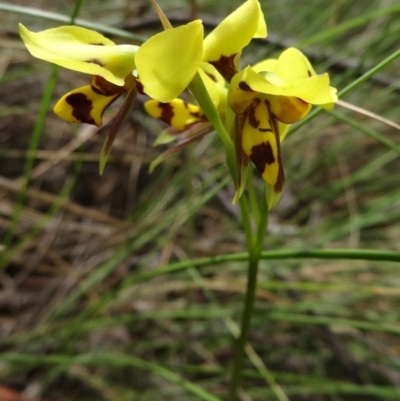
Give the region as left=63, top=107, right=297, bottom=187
left=209, top=54, right=237, bottom=82
left=158, top=102, right=174, bottom=125
left=239, top=81, right=253, bottom=92
left=86, top=58, right=104, bottom=67
left=92, top=76, right=126, bottom=96
left=91, top=85, right=105, bottom=95
left=296, top=96, right=309, bottom=105
left=65, top=93, right=95, bottom=125
left=247, top=98, right=261, bottom=128
left=248, top=112, right=259, bottom=128
left=265, top=100, right=285, bottom=192
left=250, top=141, right=275, bottom=175
left=206, top=73, right=217, bottom=82
left=89, top=42, right=105, bottom=46
left=259, top=128, right=273, bottom=132
left=307, top=70, right=312, bottom=77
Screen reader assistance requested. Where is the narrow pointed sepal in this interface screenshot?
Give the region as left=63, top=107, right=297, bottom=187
left=149, top=122, right=211, bottom=172
left=233, top=113, right=249, bottom=204
left=153, top=128, right=180, bottom=146
left=99, top=136, right=111, bottom=175
left=232, top=163, right=249, bottom=204
left=265, top=183, right=283, bottom=210
left=99, top=86, right=138, bottom=174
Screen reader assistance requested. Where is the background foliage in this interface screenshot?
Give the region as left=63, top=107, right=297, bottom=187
left=0, top=0, right=400, bottom=400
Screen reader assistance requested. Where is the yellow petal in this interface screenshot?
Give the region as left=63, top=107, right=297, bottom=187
left=252, top=58, right=278, bottom=74
left=269, top=96, right=312, bottom=124
left=19, top=24, right=138, bottom=86
left=144, top=99, right=204, bottom=131
left=203, top=0, right=267, bottom=63
left=136, top=21, right=203, bottom=102
left=200, top=62, right=226, bottom=88
left=229, top=70, right=253, bottom=115
left=276, top=47, right=317, bottom=82
left=230, top=66, right=336, bottom=111
left=54, top=85, right=121, bottom=126
left=198, top=65, right=227, bottom=116
left=241, top=98, right=284, bottom=191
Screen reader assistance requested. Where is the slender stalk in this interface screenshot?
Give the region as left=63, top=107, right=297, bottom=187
left=228, top=197, right=269, bottom=400
left=189, top=73, right=233, bottom=150
left=228, top=254, right=259, bottom=400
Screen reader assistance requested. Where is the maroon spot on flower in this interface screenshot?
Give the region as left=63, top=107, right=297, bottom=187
left=307, top=70, right=312, bottom=77
left=65, top=93, right=95, bottom=125
left=92, top=76, right=125, bottom=96
left=247, top=98, right=261, bottom=128
left=209, top=54, right=237, bottom=82
left=158, top=102, right=175, bottom=125
left=248, top=112, right=259, bottom=129
left=86, top=59, right=104, bottom=67
left=91, top=85, right=105, bottom=95
left=89, top=42, right=105, bottom=46
left=206, top=73, right=217, bottom=82
left=296, top=97, right=309, bottom=105
left=239, top=81, right=253, bottom=92
left=250, top=141, right=275, bottom=174
left=259, top=128, right=272, bottom=132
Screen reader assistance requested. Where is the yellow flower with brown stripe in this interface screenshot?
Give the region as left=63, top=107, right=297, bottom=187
left=19, top=22, right=203, bottom=126
left=202, top=0, right=266, bottom=82
left=230, top=48, right=338, bottom=209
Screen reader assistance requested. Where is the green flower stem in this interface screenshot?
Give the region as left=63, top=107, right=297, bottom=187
left=188, top=73, right=238, bottom=185
left=189, top=69, right=271, bottom=399
left=189, top=73, right=232, bottom=149
left=228, top=197, right=269, bottom=401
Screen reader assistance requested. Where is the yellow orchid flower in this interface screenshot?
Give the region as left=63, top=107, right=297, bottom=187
left=143, top=0, right=266, bottom=164
left=144, top=63, right=226, bottom=131
left=202, top=0, right=267, bottom=82
left=19, top=21, right=203, bottom=126
left=143, top=63, right=227, bottom=171
left=229, top=47, right=338, bottom=209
